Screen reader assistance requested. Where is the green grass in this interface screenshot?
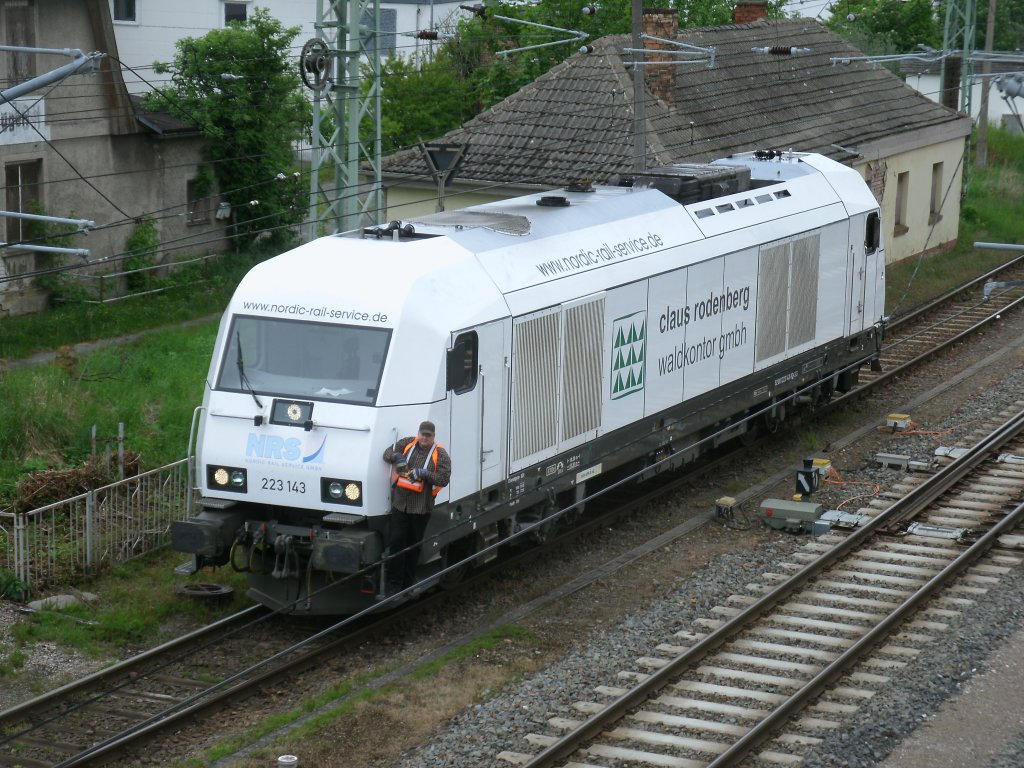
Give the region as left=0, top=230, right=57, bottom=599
left=886, top=130, right=1024, bottom=316
left=0, top=247, right=271, bottom=361
left=2, top=550, right=250, bottom=674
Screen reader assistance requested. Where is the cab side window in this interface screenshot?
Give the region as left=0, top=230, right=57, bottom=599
left=865, top=211, right=881, bottom=254
left=447, top=332, right=478, bottom=393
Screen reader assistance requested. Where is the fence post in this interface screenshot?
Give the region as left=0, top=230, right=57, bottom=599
left=118, top=422, right=125, bottom=480
left=186, top=454, right=195, bottom=518
left=86, top=490, right=94, bottom=568
left=14, top=511, right=28, bottom=588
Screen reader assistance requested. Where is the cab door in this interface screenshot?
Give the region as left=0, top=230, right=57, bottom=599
left=447, top=321, right=508, bottom=502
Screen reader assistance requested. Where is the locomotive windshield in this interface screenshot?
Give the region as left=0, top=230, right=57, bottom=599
left=216, top=315, right=391, bottom=405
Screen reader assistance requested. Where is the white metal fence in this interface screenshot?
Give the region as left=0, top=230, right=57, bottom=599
left=0, top=458, right=194, bottom=594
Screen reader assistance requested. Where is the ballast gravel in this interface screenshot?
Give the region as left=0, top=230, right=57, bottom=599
left=394, top=363, right=1024, bottom=768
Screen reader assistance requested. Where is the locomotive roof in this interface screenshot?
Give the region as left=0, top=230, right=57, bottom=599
left=231, top=152, right=871, bottom=329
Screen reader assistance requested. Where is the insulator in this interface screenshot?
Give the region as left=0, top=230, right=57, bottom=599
left=417, top=30, right=439, bottom=40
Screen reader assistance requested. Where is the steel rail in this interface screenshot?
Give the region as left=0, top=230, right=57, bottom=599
left=520, top=407, right=1024, bottom=768
left=0, top=605, right=265, bottom=725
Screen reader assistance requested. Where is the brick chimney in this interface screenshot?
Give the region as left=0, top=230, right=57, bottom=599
left=734, top=0, right=769, bottom=23
left=642, top=8, right=679, bottom=107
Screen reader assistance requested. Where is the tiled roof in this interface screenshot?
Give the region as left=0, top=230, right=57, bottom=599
left=381, top=18, right=969, bottom=188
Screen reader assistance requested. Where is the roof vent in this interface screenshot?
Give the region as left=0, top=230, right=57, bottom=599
left=537, top=196, right=570, bottom=207
left=565, top=179, right=594, bottom=193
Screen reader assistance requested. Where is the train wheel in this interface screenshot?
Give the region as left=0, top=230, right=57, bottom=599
left=528, top=502, right=558, bottom=544
left=740, top=421, right=760, bottom=447
left=438, top=540, right=472, bottom=589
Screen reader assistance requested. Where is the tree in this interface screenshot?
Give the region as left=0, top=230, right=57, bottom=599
left=972, top=0, right=1024, bottom=52
left=148, top=9, right=310, bottom=246
left=826, top=0, right=941, bottom=55
left=368, top=53, right=477, bottom=156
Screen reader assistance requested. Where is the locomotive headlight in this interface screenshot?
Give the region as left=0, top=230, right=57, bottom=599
left=207, top=465, right=247, bottom=493
left=321, top=477, right=362, bottom=506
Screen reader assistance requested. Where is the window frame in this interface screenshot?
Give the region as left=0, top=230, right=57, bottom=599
left=186, top=178, right=212, bottom=225
left=223, top=1, right=249, bottom=25
left=893, top=171, right=910, bottom=237
left=112, top=0, right=136, bottom=22
left=3, top=0, right=37, bottom=85
left=4, top=158, right=43, bottom=243
left=929, top=161, right=944, bottom=225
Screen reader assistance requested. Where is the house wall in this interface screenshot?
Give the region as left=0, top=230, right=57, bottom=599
left=379, top=178, right=539, bottom=222
left=1, top=0, right=228, bottom=317
left=111, top=0, right=467, bottom=95
left=855, top=137, right=966, bottom=265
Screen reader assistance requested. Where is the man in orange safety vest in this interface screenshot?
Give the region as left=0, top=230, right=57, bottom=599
left=381, top=420, right=452, bottom=595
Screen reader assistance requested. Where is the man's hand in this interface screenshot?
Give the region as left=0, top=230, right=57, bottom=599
left=408, top=468, right=422, bottom=481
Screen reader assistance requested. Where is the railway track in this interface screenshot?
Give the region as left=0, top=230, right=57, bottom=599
left=3, top=258, right=1023, bottom=767
left=500, top=405, right=1024, bottom=767
left=858, top=253, right=1024, bottom=390
left=0, top=602, right=389, bottom=767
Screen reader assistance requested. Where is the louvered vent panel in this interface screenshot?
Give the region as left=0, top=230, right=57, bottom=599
left=788, top=234, right=820, bottom=348
left=512, top=313, right=559, bottom=462
left=755, top=243, right=789, bottom=362
left=562, top=298, right=604, bottom=440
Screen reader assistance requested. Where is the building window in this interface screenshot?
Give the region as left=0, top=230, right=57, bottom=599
left=929, top=162, right=944, bottom=224
left=3, top=1, right=37, bottom=85
left=113, top=0, right=136, bottom=22
left=224, top=2, right=248, bottom=24
left=186, top=178, right=212, bottom=225
left=894, top=171, right=909, bottom=236
left=4, top=159, right=43, bottom=243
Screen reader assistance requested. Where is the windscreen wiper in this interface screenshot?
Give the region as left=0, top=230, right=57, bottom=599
left=236, top=331, right=263, bottom=409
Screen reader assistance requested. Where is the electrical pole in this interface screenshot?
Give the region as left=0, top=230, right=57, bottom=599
left=939, top=0, right=977, bottom=116
left=304, top=0, right=383, bottom=237
left=975, top=0, right=997, bottom=167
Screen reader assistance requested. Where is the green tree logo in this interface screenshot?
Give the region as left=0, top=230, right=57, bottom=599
left=611, top=311, right=646, bottom=400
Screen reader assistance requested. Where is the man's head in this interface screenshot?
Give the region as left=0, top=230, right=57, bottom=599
left=417, top=420, right=435, bottom=447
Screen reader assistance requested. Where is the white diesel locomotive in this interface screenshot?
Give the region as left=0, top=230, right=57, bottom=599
left=173, top=150, right=885, bottom=613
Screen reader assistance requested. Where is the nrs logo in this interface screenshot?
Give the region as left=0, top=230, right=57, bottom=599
left=246, top=434, right=326, bottom=464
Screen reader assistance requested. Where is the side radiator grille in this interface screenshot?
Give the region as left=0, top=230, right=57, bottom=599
left=755, top=242, right=789, bottom=362
left=562, top=298, right=604, bottom=440
left=511, top=312, right=559, bottom=462
left=789, top=234, right=820, bottom=348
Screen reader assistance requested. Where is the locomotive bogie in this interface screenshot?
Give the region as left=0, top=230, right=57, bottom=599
left=175, top=150, right=886, bottom=613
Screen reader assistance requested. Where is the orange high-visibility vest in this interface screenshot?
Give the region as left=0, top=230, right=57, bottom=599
left=393, top=440, right=442, bottom=496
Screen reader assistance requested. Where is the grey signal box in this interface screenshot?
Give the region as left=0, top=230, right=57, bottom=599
left=759, top=498, right=824, bottom=533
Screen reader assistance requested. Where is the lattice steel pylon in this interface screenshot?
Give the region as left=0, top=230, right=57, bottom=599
left=304, top=0, right=383, bottom=237
left=940, top=0, right=977, bottom=116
